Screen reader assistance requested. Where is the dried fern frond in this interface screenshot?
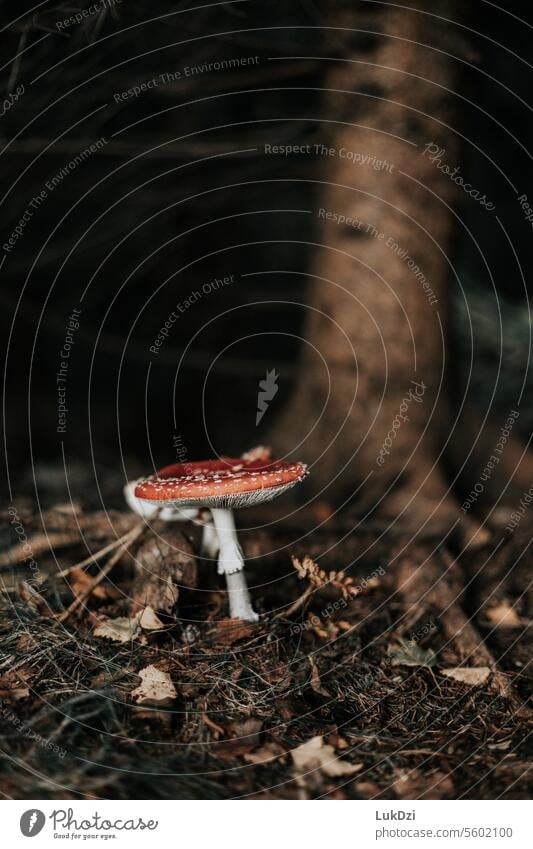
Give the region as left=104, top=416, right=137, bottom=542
left=291, top=555, right=358, bottom=601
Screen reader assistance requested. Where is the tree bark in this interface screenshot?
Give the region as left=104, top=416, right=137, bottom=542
left=272, top=1, right=462, bottom=511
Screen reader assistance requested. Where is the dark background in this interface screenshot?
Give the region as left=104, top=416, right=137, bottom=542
left=2, top=0, right=532, bottom=508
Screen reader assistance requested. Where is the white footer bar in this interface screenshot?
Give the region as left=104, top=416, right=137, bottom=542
left=2, top=799, right=530, bottom=848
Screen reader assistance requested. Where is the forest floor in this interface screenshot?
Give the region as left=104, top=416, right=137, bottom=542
left=0, top=502, right=531, bottom=800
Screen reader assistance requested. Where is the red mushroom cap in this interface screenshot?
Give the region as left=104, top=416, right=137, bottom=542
left=134, top=457, right=308, bottom=509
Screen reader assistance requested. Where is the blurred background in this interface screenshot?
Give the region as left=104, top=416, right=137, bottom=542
left=1, top=0, right=532, bottom=509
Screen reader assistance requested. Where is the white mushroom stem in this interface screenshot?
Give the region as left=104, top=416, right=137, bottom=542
left=200, top=521, right=220, bottom=560
left=210, top=508, right=244, bottom=575
left=210, top=508, right=258, bottom=622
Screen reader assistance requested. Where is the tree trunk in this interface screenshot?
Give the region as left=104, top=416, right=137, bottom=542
left=273, top=1, right=462, bottom=511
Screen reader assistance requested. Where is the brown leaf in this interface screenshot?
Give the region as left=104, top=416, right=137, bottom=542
left=214, top=718, right=264, bottom=759
left=16, top=635, right=39, bottom=652
left=213, top=618, right=256, bottom=645
left=131, top=665, right=177, bottom=707
left=68, top=567, right=109, bottom=601
left=393, top=768, right=454, bottom=800
left=488, top=739, right=512, bottom=751
left=227, top=717, right=263, bottom=740
left=0, top=687, right=30, bottom=702
left=18, top=581, right=45, bottom=611
left=244, top=740, right=286, bottom=765
left=326, top=731, right=348, bottom=750
left=93, top=616, right=141, bottom=643
left=308, top=655, right=331, bottom=697
left=277, top=698, right=301, bottom=721
left=93, top=607, right=164, bottom=643
left=138, top=606, right=165, bottom=631
left=486, top=602, right=521, bottom=628
left=0, top=668, right=34, bottom=701
left=291, top=736, right=363, bottom=778
left=441, top=666, right=491, bottom=686
left=262, top=662, right=290, bottom=687
left=356, top=781, right=382, bottom=798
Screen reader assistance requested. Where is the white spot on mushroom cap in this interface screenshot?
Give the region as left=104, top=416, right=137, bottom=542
left=134, top=457, right=308, bottom=507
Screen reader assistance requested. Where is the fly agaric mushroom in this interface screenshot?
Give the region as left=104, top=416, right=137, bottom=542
left=134, top=455, right=308, bottom=622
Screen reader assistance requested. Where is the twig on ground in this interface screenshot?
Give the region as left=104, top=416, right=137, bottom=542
left=56, top=523, right=145, bottom=622
left=0, top=532, right=82, bottom=569
left=54, top=527, right=145, bottom=580
left=272, top=585, right=314, bottom=620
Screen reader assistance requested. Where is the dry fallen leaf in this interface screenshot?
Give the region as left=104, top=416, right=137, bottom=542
left=291, top=735, right=362, bottom=778
left=486, top=602, right=521, bottom=628
left=93, top=606, right=164, bottom=643
left=213, top=618, right=256, bottom=645
left=18, top=581, right=45, bottom=612
left=131, top=665, right=177, bottom=707
left=68, top=567, right=109, bottom=601
left=0, top=667, right=34, bottom=702
left=488, top=739, right=512, bottom=751
left=16, top=635, right=39, bottom=652
left=441, top=666, right=491, bottom=686
left=388, top=638, right=437, bottom=668
left=93, top=616, right=141, bottom=643
left=308, top=655, right=331, bottom=697
left=138, top=606, right=165, bottom=631
left=244, top=740, right=286, bottom=765
left=0, top=687, right=30, bottom=702
left=355, top=780, right=382, bottom=798
left=393, top=767, right=454, bottom=800
left=227, top=717, right=263, bottom=740
left=214, top=718, right=264, bottom=759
